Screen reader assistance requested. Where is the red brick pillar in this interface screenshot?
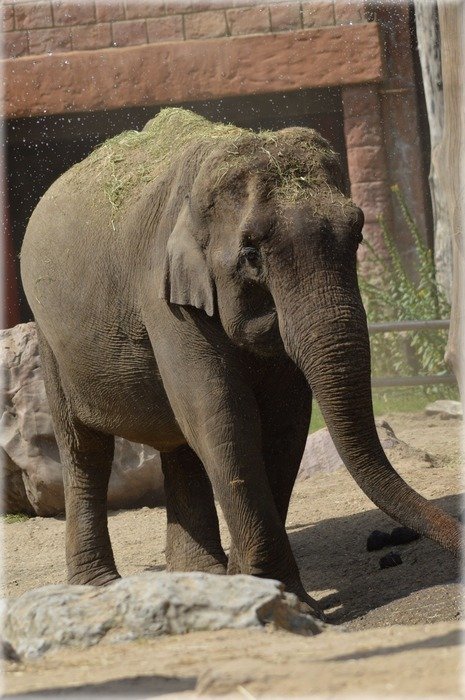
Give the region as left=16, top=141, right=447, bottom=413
left=342, top=85, right=392, bottom=274
left=371, top=2, right=432, bottom=265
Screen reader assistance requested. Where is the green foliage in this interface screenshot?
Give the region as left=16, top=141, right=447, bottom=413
left=358, top=186, right=453, bottom=397
left=309, top=386, right=457, bottom=432
left=2, top=513, right=31, bottom=523
left=370, top=385, right=458, bottom=413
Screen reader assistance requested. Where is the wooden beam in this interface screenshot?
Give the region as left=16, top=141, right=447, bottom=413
left=438, top=1, right=465, bottom=398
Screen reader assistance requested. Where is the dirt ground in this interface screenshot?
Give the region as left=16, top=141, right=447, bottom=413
left=3, top=412, right=464, bottom=697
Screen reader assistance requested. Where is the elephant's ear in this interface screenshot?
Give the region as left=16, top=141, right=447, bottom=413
left=160, top=202, right=215, bottom=317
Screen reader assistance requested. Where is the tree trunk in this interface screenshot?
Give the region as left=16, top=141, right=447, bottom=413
left=436, top=1, right=464, bottom=398
left=414, top=1, right=452, bottom=302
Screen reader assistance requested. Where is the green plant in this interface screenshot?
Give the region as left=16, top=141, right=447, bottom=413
left=2, top=513, right=30, bottom=523
left=358, top=185, right=453, bottom=397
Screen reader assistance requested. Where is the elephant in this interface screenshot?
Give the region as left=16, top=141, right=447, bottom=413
left=20, top=108, right=461, bottom=617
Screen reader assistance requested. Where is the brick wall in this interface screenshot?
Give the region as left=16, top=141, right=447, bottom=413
left=342, top=84, right=393, bottom=269
left=2, top=0, right=365, bottom=58
left=3, top=2, right=431, bottom=288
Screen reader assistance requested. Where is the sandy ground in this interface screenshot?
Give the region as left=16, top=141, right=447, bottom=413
left=3, top=412, right=464, bottom=697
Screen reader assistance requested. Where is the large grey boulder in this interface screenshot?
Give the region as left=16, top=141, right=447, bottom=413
left=1, top=323, right=164, bottom=515
left=2, top=572, right=322, bottom=659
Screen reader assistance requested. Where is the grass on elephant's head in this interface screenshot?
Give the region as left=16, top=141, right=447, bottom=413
left=2, top=513, right=31, bottom=523
left=75, top=107, right=344, bottom=225
left=308, top=385, right=459, bottom=433
left=77, top=108, right=246, bottom=220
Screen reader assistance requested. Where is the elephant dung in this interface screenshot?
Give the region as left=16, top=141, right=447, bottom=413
left=2, top=572, right=322, bottom=659
left=0, top=323, right=164, bottom=516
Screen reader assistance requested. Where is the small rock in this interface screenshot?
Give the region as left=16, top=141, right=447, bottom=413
left=379, top=551, right=403, bottom=569
left=367, top=530, right=392, bottom=551
left=422, top=453, right=434, bottom=464
left=1, top=639, right=20, bottom=662
left=390, top=527, right=421, bottom=545
left=425, top=400, right=463, bottom=419
left=439, top=412, right=454, bottom=421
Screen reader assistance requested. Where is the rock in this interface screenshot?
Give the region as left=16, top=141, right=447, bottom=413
left=0, top=323, right=164, bottom=516
left=110, top=438, right=164, bottom=510
left=2, top=573, right=322, bottom=659
left=298, top=420, right=405, bottom=481
left=379, top=551, right=403, bottom=569
left=0, top=639, right=20, bottom=662
left=425, top=400, right=463, bottom=419
left=1, top=447, right=34, bottom=515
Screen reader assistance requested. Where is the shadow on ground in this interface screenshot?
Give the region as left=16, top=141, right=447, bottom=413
left=288, top=493, right=462, bottom=627
left=329, top=629, right=460, bottom=662
left=5, top=674, right=196, bottom=698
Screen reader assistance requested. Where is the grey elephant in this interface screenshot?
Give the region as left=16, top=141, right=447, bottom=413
left=21, top=109, right=460, bottom=616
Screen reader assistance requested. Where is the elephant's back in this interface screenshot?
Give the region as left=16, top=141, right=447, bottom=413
left=21, top=107, right=248, bottom=324
left=21, top=163, right=112, bottom=319
left=57, top=107, right=246, bottom=226
left=20, top=115, right=164, bottom=325
left=19, top=132, right=138, bottom=379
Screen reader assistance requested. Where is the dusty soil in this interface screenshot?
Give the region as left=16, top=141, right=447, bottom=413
left=3, top=412, right=464, bottom=697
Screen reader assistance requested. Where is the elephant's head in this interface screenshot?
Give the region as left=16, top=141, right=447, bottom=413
left=161, top=124, right=461, bottom=556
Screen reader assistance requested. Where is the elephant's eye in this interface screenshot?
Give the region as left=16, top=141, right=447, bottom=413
left=241, top=246, right=261, bottom=266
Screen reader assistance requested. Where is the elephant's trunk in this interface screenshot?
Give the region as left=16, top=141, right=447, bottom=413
left=275, top=270, right=461, bottom=555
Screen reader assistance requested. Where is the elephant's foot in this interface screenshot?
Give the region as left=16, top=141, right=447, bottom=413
left=166, top=551, right=227, bottom=575
left=204, top=562, right=228, bottom=575
left=282, top=583, right=326, bottom=622
left=297, top=592, right=327, bottom=622
left=67, top=566, right=121, bottom=587
left=227, top=552, right=326, bottom=621
left=226, top=546, right=241, bottom=575
left=167, top=563, right=227, bottom=575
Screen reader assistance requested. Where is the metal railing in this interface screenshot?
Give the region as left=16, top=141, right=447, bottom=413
left=367, top=319, right=456, bottom=388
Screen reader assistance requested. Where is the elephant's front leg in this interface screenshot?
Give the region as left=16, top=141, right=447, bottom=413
left=227, top=360, right=310, bottom=575
left=227, top=359, right=323, bottom=617
left=150, top=319, right=306, bottom=600
left=161, top=444, right=227, bottom=574
left=197, top=408, right=303, bottom=591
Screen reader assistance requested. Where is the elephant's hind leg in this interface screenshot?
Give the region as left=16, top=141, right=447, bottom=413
left=161, top=444, right=227, bottom=574
left=37, top=330, right=119, bottom=586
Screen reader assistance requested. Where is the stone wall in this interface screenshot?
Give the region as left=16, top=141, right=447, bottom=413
left=2, top=0, right=365, bottom=59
